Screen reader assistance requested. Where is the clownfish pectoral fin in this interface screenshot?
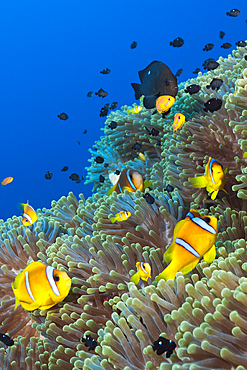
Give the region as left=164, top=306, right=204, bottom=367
left=110, top=216, right=116, bottom=223
left=189, top=175, right=208, bottom=189
left=155, top=262, right=177, bottom=282
left=11, top=283, right=19, bottom=310
left=106, top=184, right=117, bottom=196
left=203, top=244, right=216, bottom=264
left=163, top=242, right=175, bottom=264
left=144, top=179, right=152, bottom=190
left=178, top=259, right=200, bottom=276
left=210, top=190, right=219, bottom=200
left=130, top=272, right=140, bottom=285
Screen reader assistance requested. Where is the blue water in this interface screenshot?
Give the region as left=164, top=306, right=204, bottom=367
left=1, top=0, right=246, bottom=220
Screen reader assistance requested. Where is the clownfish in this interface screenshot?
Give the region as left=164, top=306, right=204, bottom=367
left=156, top=95, right=175, bottom=114
left=1, top=177, right=13, bottom=186
left=155, top=210, right=218, bottom=282
left=189, top=157, right=227, bottom=200
left=110, top=210, right=131, bottom=223
left=11, top=261, right=71, bottom=311
left=19, top=201, right=38, bottom=226
left=172, top=113, right=185, bottom=132
left=130, top=262, right=151, bottom=284
left=127, top=106, right=142, bottom=114
left=107, top=169, right=151, bottom=196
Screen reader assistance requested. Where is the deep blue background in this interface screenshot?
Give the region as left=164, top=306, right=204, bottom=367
left=0, top=0, right=246, bottom=221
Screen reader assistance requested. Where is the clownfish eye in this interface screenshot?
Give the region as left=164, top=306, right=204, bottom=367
left=178, top=115, right=180, bottom=119
left=54, top=275, right=60, bottom=282
left=129, top=174, right=133, bottom=179
left=204, top=217, right=210, bottom=224
left=168, top=97, right=170, bottom=100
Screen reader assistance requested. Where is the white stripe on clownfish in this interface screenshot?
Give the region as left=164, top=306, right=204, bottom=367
left=175, top=238, right=200, bottom=258
left=192, top=217, right=216, bottom=234
left=23, top=213, right=32, bottom=224
left=25, top=271, right=35, bottom=302
left=46, top=266, right=60, bottom=296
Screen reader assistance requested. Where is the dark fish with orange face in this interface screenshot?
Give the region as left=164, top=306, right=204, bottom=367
left=95, top=88, right=108, bottom=98
left=170, top=37, right=184, bottom=47
left=131, top=61, right=178, bottom=109
left=57, top=113, right=69, bottom=120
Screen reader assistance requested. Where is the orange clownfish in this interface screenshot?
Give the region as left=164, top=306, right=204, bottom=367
left=189, top=157, right=227, bottom=200
left=19, top=201, right=38, bottom=226
left=107, top=169, right=151, bottom=196
left=130, top=262, right=151, bottom=284
left=155, top=209, right=218, bottom=282
left=11, top=261, right=71, bottom=311
left=1, top=177, right=14, bottom=186
left=110, top=210, right=131, bottom=223
left=156, top=95, right=175, bottom=114
left=172, top=113, right=185, bottom=132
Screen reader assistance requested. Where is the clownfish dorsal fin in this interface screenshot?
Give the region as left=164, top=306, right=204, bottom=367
left=203, top=244, right=216, bottom=263
left=109, top=172, right=120, bottom=185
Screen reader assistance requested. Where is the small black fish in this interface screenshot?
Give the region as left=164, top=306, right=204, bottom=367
left=108, top=121, right=117, bottom=129
left=61, top=166, right=68, bottom=172
left=219, top=31, right=225, bottom=39
left=203, top=43, right=214, bottom=51
left=152, top=336, right=176, bottom=357
left=245, top=55, right=247, bottom=61
left=100, top=68, right=111, bottom=74
left=206, top=78, right=223, bottom=91
left=221, top=42, right=232, bottom=49
left=87, top=91, right=93, bottom=97
left=164, top=184, right=174, bottom=192
left=203, top=98, right=222, bottom=113
left=69, top=173, right=80, bottom=181
left=57, top=113, right=69, bottom=120
left=184, top=84, right=201, bottom=95
left=132, top=143, right=142, bottom=150
left=100, top=107, right=108, bottom=117
left=104, top=103, right=110, bottom=109
left=156, top=140, right=161, bottom=146
left=236, top=41, right=247, bottom=47
left=81, top=334, right=97, bottom=351
left=0, top=333, right=14, bottom=347
left=131, top=41, right=137, bottom=49
left=170, top=37, right=184, bottom=47
left=175, top=68, right=183, bottom=77
left=81, top=175, right=84, bottom=181
left=104, top=163, right=109, bottom=168
left=203, top=60, right=219, bottom=71
left=115, top=170, right=120, bottom=175
left=45, top=171, right=52, bottom=180
left=193, top=68, right=200, bottom=74
left=226, top=9, right=241, bottom=17
left=110, top=102, right=118, bottom=110
left=95, top=88, right=108, bottom=98
left=99, top=175, right=105, bottom=183
left=78, top=141, right=81, bottom=145
left=76, top=179, right=81, bottom=184
left=131, top=61, right=178, bottom=109
left=143, top=193, right=155, bottom=204
left=95, top=156, right=104, bottom=164
left=150, top=128, right=159, bottom=136
left=83, top=129, right=87, bottom=134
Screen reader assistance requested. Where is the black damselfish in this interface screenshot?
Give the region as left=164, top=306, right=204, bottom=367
left=81, top=334, right=97, bottom=351
left=131, top=61, right=178, bottom=109
left=143, top=193, right=155, bottom=204
left=152, top=336, right=176, bottom=357
left=184, top=84, right=201, bottom=95
left=203, top=98, right=222, bottom=113
left=0, top=333, right=14, bottom=346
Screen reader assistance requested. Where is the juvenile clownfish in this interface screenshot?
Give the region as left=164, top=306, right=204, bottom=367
left=11, top=261, right=71, bottom=311
left=156, top=95, right=175, bottom=114
left=155, top=210, right=218, bottom=282
left=127, top=106, right=142, bottom=114
left=19, top=201, right=38, bottom=226
left=1, top=177, right=13, bottom=186
left=189, top=157, right=227, bottom=200
left=172, top=113, right=185, bottom=132
left=138, top=152, right=145, bottom=161
left=130, top=262, right=151, bottom=284
left=107, top=169, right=151, bottom=196
left=110, top=210, right=131, bottom=223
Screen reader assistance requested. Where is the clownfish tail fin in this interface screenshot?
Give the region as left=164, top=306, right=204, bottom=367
left=110, top=216, right=116, bottom=223
left=189, top=175, right=208, bottom=189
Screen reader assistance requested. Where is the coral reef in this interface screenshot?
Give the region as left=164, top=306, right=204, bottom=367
left=1, top=45, right=247, bottom=369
